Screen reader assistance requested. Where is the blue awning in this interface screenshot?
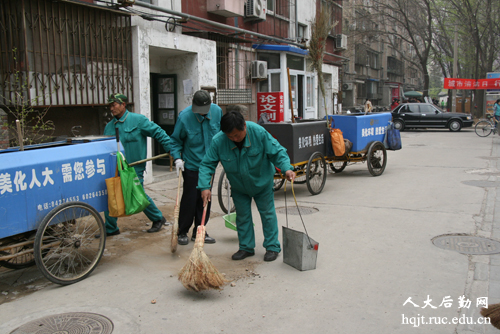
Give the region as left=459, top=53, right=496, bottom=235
left=367, top=78, right=379, bottom=82
left=252, top=44, right=308, bottom=55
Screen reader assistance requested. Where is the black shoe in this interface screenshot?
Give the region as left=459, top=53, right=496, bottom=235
left=191, top=232, right=216, bottom=244
left=95, top=230, right=120, bottom=239
left=231, top=250, right=255, bottom=260
left=147, top=217, right=166, bottom=233
left=178, top=234, right=189, bottom=245
left=264, top=250, right=279, bottom=262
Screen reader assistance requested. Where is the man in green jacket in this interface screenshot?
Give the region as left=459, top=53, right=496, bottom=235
left=103, top=93, right=171, bottom=236
left=170, top=90, right=222, bottom=245
left=198, top=107, right=295, bottom=262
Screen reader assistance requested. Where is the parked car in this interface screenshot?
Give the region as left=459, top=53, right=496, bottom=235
left=391, top=103, right=473, bottom=132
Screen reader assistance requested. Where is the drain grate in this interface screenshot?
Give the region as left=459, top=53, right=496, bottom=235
left=11, top=312, right=113, bottom=334
left=276, top=206, right=318, bottom=215
left=432, top=235, right=500, bottom=255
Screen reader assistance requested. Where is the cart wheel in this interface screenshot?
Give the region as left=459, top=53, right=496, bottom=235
left=273, top=178, right=285, bottom=192
left=329, top=161, right=347, bottom=173
left=367, top=141, right=387, bottom=176
left=306, top=152, right=327, bottom=195
left=217, top=170, right=235, bottom=214
left=293, top=167, right=307, bottom=184
left=0, top=232, right=37, bottom=269
left=34, top=201, right=106, bottom=285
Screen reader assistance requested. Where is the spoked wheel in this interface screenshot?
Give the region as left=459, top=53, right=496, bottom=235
left=306, top=152, right=327, bottom=195
left=273, top=178, right=285, bottom=192
left=0, top=232, right=37, bottom=269
left=475, top=121, right=494, bottom=137
left=34, top=202, right=106, bottom=285
left=293, top=166, right=307, bottom=184
left=217, top=170, right=235, bottom=214
left=329, top=161, right=347, bottom=173
left=367, top=141, right=387, bottom=176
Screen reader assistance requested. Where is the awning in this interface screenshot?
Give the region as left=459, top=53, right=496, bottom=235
left=252, top=44, right=308, bottom=55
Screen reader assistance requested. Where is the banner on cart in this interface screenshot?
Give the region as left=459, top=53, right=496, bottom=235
left=0, top=139, right=118, bottom=238
left=257, top=92, right=284, bottom=122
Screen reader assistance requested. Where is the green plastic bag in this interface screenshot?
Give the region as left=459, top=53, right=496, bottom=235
left=118, top=152, right=150, bottom=215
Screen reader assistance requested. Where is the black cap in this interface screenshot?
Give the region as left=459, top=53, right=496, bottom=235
left=192, top=90, right=211, bottom=114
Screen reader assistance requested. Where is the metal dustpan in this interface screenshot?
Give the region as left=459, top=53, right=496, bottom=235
left=282, top=182, right=319, bottom=271
left=282, top=226, right=318, bottom=271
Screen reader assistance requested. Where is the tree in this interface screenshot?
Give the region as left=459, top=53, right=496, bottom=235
left=308, top=8, right=334, bottom=117
left=1, top=49, right=54, bottom=147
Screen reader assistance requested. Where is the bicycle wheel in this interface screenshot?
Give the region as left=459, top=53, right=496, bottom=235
left=306, top=152, right=327, bottom=195
left=367, top=141, right=387, bottom=176
left=217, top=170, right=235, bottom=214
left=475, top=121, right=494, bottom=137
left=34, top=201, right=105, bottom=285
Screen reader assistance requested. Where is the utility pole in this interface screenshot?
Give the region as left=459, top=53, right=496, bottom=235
left=451, top=29, right=458, bottom=113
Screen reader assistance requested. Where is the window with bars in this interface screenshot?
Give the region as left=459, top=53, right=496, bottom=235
left=0, top=0, right=133, bottom=107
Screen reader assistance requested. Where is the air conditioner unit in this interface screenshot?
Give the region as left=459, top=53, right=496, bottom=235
left=336, top=34, right=348, bottom=50
left=245, top=0, right=267, bottom=20
left=342, top=83, right=353, bottom=91
left=251, top=60, right=267, bottom=79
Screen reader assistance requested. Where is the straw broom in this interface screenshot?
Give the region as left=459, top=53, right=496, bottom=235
left=480, top=303, right=500, bottom=329
left=178, top=204, right=227, bottom=292
left=170, top=173, right=182, bottom=253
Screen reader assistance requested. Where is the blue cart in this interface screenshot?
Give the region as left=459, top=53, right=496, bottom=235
left=326, top=113, right=391, bottom=176
left=0, top=137, right=118, bottom=285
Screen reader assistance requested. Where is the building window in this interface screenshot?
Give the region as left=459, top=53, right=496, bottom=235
left=286, top=54, right=304, bottom=71
left=258, top=72, right=281, bottom=93
left=298, top=23, right=307, bottom=41
left=306, top=75, right=314, bottom=107
left=258, top=53, right=281, bottom=69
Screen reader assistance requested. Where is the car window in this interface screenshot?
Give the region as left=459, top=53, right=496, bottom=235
left=408, top=104, right=419, bottom=113
left=420, top=105, right=435, bottom=114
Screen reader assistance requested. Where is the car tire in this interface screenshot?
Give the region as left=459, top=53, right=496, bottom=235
left=393, top=119, right=404, bottom=131
left=448, top=119, right=462, bottom=132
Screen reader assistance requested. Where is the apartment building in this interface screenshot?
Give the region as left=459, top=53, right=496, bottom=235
left=341, top=0, right=423, bottom=110
left=0, top=0, right=345, bottom=182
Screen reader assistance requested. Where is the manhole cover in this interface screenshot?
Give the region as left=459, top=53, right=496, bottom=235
left=10, top=312, right=113, bottom=334
left=276, top=206, right=318, bottom=215
left=432, top=235, right=500, bottom=255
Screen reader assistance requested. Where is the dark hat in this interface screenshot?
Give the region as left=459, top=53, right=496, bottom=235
left=192, top=90, right=211, bottom=114
left=108, top=93, right=128, bottom=104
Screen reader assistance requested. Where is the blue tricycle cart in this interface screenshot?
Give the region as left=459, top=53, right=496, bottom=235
left=325, top=113, right=392, bottom=176
left=0, top=137, right=118, bottom=285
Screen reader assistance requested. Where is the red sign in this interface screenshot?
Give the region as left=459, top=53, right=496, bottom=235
left=257, top=92, right=284, bottom=122
left=444, top=78, right=500, bottom=90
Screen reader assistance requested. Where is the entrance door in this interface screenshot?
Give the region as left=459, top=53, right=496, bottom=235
left=298, top=74, right=304, bottom=119
left=152, top=74, right=177, bottom=166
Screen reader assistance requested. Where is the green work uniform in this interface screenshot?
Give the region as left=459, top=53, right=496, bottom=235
left=103, top=110, right=171, bottom=233
left=170, top=104, right=222, bottom=171
left=198, top=121, right=293, bottom=253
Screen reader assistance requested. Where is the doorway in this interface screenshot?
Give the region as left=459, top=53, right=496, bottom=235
left=151, top=74, right=177, bottom=166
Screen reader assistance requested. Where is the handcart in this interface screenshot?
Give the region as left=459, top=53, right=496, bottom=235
left=263, top=121, right=330, bottom=196
left=325, top=113, right=392, bottom=176
left=0, top=137, right=118, bottom=285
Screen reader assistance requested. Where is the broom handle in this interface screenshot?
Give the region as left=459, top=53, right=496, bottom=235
left=200, top=176, right=214, bottom=227
left=129, top=153, right=170, bottom=166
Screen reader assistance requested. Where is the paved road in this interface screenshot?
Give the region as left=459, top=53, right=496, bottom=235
left=1, top=127, right=500, bottom=333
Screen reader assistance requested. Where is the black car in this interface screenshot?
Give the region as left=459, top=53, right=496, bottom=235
left=391, top=103, right=473, bottom=132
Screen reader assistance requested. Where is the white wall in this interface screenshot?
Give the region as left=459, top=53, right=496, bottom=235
left=131, top=19, right=217, bottom=183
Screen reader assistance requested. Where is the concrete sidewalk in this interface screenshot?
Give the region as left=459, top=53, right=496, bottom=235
left=1, top=128, right=500, bottom=333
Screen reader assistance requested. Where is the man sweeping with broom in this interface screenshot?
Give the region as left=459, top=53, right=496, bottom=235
left=198, top=106, right=296, bottom=262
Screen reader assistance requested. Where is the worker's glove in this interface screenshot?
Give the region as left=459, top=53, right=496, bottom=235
left=175, top=159, right=185, bottom=176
